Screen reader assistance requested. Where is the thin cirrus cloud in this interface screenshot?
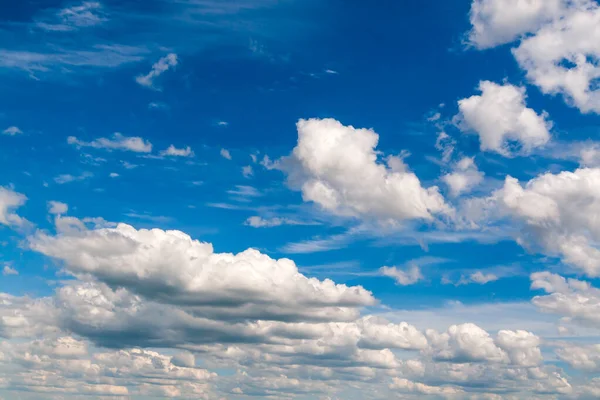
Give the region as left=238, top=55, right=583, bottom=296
left=68, top=133, right=152, bottom=153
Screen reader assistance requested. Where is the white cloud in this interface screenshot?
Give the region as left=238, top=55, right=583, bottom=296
left=390, top=377, right=464, bottom=396
left=109, top=172, right=119, bottom=178
left=29, top=223, right=376, bottom=322
left=47, top=201, right=68, bottom=215
left=531, top=272, right=600, bottom=328
left=0, top=187, right=27, bottom=227
left=2, top=126, right=23, bottom=135
left=467, top=0, right=566, bottom=48
left=462, top=271, right=498, bottom=285
left=68, top=133, right=152, bottom=153
left=380, top=265, right=423, bottom=286
left=135, top=53, right=178, bottom=90
left=280, top=118, right=451, bottom=223
left=468, top=0, right=600, bottom=114
left=512, top=1, right=600, bottom=114
left=496, top=169, right=600, bottom=276
left=442, top=157, right=485, bottom=197
left=555, top=343, right=600, bottom=371
left=160, top=144, right=194, bottom=157
left=426, top=323, right=542, bottom=366
left=2, top=265, right=18, bottom=276
left=220, top=148, right=232, bottom=159
left=456, top=81, right=552, bottom=156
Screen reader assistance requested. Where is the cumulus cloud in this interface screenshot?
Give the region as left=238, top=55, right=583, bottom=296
left=390, top=377, right=464, bottom=396
left=442, top=157, right=485, bottom=197
left=512, top=1, right=600, bottom=114
left=468, top=0, right=600, bottom=114
left=531, top=272, right=600, bottom=327
left=29, top=223, right=376, bottom=322
left=160, top=144, right=194, bottom=157
left=68, top=133, right=152, bottom=153
left=468, top=0, right=566, bottom=48
left=0, top=187, right=27, bottom=227
left=47, top=201, right=68, bottom=215
left=496, top=169, right=600, bottom=276
left=242, top=165, right=254, bottom=178
left=426, top=323, right=542, bottom=366
left=220, top=148, right=232, bottom=159
left=456, top=81, right=552, bottom=156
left=136, top=53, right=178, bottom=90
left=280, top=118, right=451, bottom=223
left=380, top=265, right=424, bottom=286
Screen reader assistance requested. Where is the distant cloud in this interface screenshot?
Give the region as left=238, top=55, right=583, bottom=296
left=2, top=126, right=22, bottom=136
left=109, top=172, right=119, bottom=178
left=245, top=216, right=319, bottom=228
left=160, top=145, right=194, bottom=157
left=380, top=265, right=424, bottom=286
left=135, top=53, right=178, bottom=90
left=2, top=265, right=18, bottom=276
left=0, top=187, right=28, bottom=227
left=217, top=121, right=229, bottom=126
left=148, top=102, right=169, bottom=111
left=324, top=69, right=338, bottom=74
left=227, top=185, right=261, bottom=198
left=36, top=1, right=107, bottom=32
left=242, top=165, right=254, bottom=178
left=48, top=201, right=68, bottom=215
left=220, top=148, right=232, bottom=160
left=68, top=133, right=152, bottom=153
left=54, top=172, right=92, bottom=184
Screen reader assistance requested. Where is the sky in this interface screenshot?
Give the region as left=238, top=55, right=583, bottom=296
left=0, top=0, right=600, bottom=399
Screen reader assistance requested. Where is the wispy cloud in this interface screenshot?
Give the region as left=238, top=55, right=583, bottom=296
left=54, top=172, right=93, bottom=184
left=0, top=45, right=148, bottom=76
left=35, top=2, right=108, bottom=32
left=227, top=185, right=262, bottom=198
left=135, top=53, right=178, bottom=90
left=244, top=216, right=320, bottom=228
left=68, top=133, right=152, bottom=153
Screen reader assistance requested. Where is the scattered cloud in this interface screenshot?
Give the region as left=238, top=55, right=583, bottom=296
left=242, top=165, right=254, bottom=178
left=380, top=265, right=424, bottom=286
left=220, top=148, right=232, bottom=159
left=160, top=145, right=194, bottom=157
left=47, top=201, right=68, bottom=215
left=244, top=216, right=319, bottom=228
left=456, top=81, right=552, bottom=156
left=442, top=157, right=484, bottom=197
left=135, top=53, right=178, bottom=90
left=54, top=172, right=93, bottom=184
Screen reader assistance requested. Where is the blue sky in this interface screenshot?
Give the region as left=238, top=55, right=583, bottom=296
left=1, top=0, right=600, bottom=399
